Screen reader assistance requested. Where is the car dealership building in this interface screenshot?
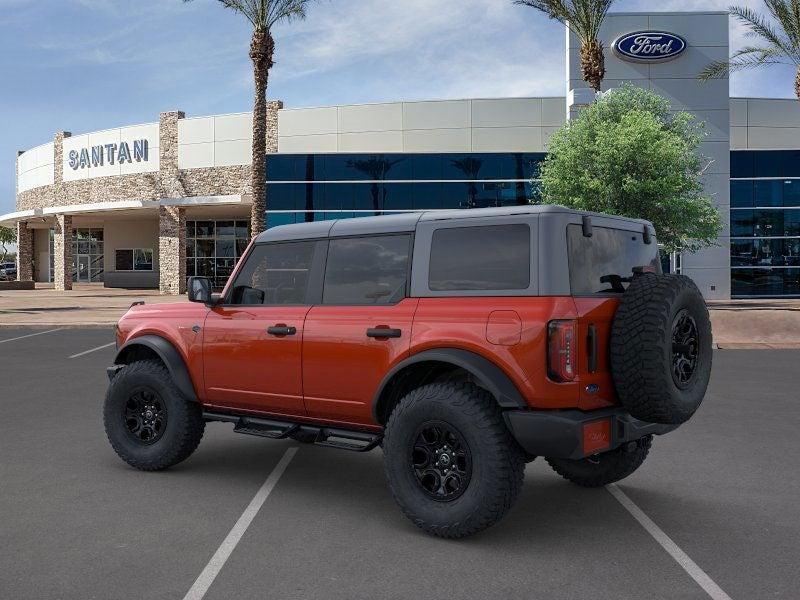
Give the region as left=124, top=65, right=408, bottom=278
left=3, top=10, right=800, bottom=299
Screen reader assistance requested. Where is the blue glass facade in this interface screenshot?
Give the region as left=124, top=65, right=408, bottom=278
left=731, top=151, right=800, bottom=297
left=265, top=153, right=544, bottom=228
left=264, top=150, right=800, bottom=297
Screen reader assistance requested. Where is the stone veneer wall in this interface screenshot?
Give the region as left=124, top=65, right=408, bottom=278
left=181, top=165, right=251, bottom=197
left=15, top=222, right=33, bottom=281
left=53, top=214, right=73, bottom=291
left=158, top=206, right=186, bottom=295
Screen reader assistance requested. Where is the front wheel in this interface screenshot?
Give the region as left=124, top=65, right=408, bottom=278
left=103, top=359, right=205, bottom=471
left=546, top=435, right=652, bottom=487
left=383, top=381, right=525, bottom=538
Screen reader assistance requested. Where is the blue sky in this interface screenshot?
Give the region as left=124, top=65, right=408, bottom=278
left=1, top=0, right=797, bottom=215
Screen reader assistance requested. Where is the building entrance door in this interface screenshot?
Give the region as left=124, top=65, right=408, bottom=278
left=77, top=255, right=90, bottom=282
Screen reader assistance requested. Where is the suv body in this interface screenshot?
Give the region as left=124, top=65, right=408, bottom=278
left=107, top=206, right=710, bottom=537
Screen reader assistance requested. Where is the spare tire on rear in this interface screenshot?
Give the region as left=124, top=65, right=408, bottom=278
left=610, top=273, right=712, bottom=425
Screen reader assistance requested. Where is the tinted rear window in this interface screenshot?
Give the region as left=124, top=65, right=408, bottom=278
left=429, top=224, right=530, bottom=291
left=567, top=224, right=660, bottom=295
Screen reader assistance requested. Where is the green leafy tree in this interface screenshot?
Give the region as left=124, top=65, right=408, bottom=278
left=0, top=226, right=15, bottom=262
left=184, top=0, right=316, bottom=235
left=538, top=84, right=722, bottom=253
left=514, top=0, right=615, bottom=91
left=699, top=2, right=800, bottom=100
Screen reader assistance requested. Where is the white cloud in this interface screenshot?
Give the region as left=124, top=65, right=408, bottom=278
left=267, top=0, right=565, bottom=102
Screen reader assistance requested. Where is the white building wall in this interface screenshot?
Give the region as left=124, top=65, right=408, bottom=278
left=730, top=98, right=800, bottom=149
left=17, top=142, right=55, bottom=193
left=177, top=112, right=253, bottom=169
left=568, top=11, right=731, bottom=299
left=275, top=98, right=565, bottom=154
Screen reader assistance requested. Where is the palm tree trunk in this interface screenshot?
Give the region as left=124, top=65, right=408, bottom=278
left=796, top=67, right=800, bottom=102
left=249, top=29, right=275, bottom=236
left=580, top=40, right=605, bottom=92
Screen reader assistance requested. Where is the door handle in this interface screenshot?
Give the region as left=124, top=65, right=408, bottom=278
left=366, top=327, right=402, bottom=339
left=267, top=325, right=297, bottom=336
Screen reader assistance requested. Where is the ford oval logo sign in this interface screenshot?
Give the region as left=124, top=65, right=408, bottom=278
left=613, top=31, right=686, bottom=62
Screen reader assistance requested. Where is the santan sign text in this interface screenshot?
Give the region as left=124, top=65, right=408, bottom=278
left=68, top=139, right=149, bottom=170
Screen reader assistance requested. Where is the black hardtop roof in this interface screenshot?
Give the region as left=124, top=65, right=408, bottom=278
left=254, top=205, right=653, bottom=243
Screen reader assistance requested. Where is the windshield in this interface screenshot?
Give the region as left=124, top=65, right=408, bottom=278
left=567, top=224, right=660, bottom=295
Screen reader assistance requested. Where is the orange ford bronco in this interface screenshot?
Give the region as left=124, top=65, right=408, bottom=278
left=105, top=206, right=712, bottom=538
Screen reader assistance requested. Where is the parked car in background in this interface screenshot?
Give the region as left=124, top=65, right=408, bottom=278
left=0, top=262, right=16, bottom=281
left=104, top=206, right=713, bottom=538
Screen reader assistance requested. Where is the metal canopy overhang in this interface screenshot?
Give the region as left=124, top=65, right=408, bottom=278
left=0, top=194, right=246, bottom=227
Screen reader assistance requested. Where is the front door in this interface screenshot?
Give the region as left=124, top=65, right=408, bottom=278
left=302, top=234, right=416, bottom=426
left=77, top=255, right=90, bottom=282
left=202, top=239, right=323, bottom=417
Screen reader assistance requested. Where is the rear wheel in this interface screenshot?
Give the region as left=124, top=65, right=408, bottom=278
left=546, top=436, right=652, bottom=487
left=103, top=359, right=205, bottom=471
left=383, top=381, right=525, bottom=538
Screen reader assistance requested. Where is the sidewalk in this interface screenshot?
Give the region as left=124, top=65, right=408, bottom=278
left=1, top=284, right=799, bottom=348
left=0, top=284, right=184, bottom=328
left=706, top=299, right=800, bottom=349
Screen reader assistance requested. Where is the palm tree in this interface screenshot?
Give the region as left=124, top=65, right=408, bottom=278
left=699, top=2, right=800, bottom=101
left=184, top=0, right=314, bottom=235
left=514, top=0, right=615, bottom=92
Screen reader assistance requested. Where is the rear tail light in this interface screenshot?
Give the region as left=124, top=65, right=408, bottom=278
left=547, top=320, right=576, bottom=382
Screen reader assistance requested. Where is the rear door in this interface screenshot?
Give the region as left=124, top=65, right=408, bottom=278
left=566, top=221, right=661, bottom=410
left=302, top=234, right=416, bottom=426
left=203, top=239, right=325, bottom=416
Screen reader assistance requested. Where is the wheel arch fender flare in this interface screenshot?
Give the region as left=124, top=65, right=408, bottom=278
left=114, top=334, right=198, bottom=403
left=372, top=348, right=527, bottom=423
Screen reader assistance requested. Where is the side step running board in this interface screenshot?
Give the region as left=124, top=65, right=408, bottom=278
left=203, top=411, right=382, bottom=452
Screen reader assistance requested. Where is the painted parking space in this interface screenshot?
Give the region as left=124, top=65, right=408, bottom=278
left=610, top=350, right=800, bottom=600
left=0, top=328, right=295, bottom=599
left=1, top=328, right=797, bottom=599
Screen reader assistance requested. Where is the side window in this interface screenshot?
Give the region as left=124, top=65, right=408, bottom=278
left=323, top=235, right=410, bottom=305
left=229, top=241, right=316, bottom=305
left=429, top=224, right=530, bottom=291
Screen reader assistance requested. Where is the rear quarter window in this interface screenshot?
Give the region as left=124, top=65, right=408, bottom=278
left=429, top=224, right=530, bottom=291
left=567, top=224, right=660, bottom=295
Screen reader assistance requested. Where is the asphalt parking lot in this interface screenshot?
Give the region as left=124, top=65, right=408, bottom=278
left=1, top=328, right=798, bottom=599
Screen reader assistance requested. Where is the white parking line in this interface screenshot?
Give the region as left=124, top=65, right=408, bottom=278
left=0, top=329, right=63, bottom=345
left=68, top=342, right=116, bottom=359
left=607, top=484, right=733, bottom=600
left=183, top=447, right=298, bottom=600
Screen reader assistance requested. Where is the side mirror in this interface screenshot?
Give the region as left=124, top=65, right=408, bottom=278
left=188, top=276, right=213, bottom=304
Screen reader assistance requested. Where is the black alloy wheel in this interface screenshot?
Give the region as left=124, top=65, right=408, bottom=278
left=124, top=387, right=167, bottom=445
left=671, top=309, right=699, bottom=388
left=411, top=421, right=472, bottom=501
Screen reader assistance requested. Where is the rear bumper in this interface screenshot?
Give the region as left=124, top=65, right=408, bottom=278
left=503, top=407, right=678, bottom=461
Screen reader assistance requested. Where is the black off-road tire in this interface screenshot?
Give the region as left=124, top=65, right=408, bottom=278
left=611, top=273, right=712, bottom=425
left=104, top=359, right=205, bottom=471
left=383, top=381, right=525, bottom=539
left=546, top=435, right=652, bottom=487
